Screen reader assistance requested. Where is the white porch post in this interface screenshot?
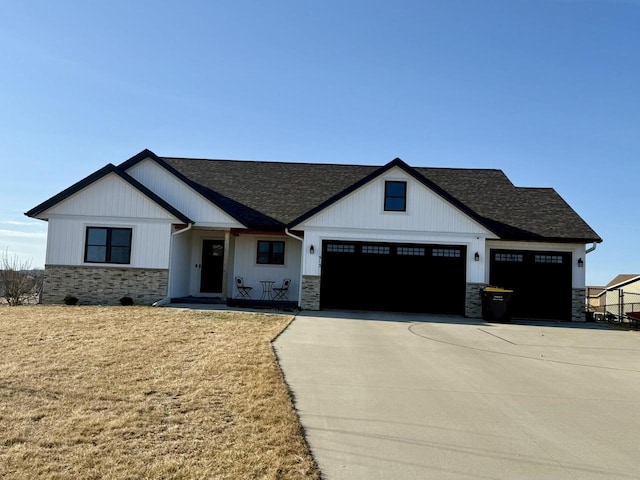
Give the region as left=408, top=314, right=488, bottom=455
left=222, top=230, right=231, bottom=300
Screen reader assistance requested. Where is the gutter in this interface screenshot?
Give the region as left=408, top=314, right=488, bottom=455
left=153, top=223, right=194, bottom=307
left=586, top=243, right=597, bottom=255
left=284, top=228, right=304, bottom=308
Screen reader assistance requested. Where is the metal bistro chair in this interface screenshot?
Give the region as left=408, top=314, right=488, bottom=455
left=272, top=278, right=291, bottom=301
left=235, top=276, right=253, bottom=299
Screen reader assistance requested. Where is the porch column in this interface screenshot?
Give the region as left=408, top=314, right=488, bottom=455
left=222, top=230, right=230, bottom=300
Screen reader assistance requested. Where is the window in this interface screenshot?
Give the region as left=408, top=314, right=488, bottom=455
left=432, top=248, right=461, bottom=258
left=384, top=181, right=407, bottom=211
left=326, top=243, right=355, bottom=253
left=257, top=240, right=285, bottom=265
left=535, top=254, right=563, bottom=264
left=84, top=227, right=132, bottom=264
left=362, top=245, right=390, bottom=255
left=495, top=253, right=524, bottom=262
left=397, top=247, right=425, bottom=256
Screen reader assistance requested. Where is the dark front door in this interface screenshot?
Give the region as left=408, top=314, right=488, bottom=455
left=200, top=240, right=224, bottom=293
left=489, top=249, right=572, bottom=320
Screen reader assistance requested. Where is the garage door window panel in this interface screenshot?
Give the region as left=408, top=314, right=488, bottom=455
left=362, top=245, right=390, bottom=255
left=397, top=247, right=425, bottom=256
left=432, top=248, right=461, bottom=258
left=326, top=244, right=355, bottom=254
left=535, top=255, right=563, bottom=264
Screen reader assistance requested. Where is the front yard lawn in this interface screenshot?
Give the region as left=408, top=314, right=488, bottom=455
left=0, top=306, right=318, bottom=479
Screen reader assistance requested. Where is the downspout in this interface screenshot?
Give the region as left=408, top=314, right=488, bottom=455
left=586, top=243, right=597, bottom=255
left=285, top=227, right=304, bottom=308
left=153, top=222, right=194, bottom=307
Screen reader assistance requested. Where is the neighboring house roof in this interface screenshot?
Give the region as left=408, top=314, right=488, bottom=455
left=605, top=274, right=640, bottom=289
left=586, top=275, right=640, bottom=299
left=586, top=287, right=606, bottom=297
left=25, top=163, right=193, bottom=224
left=26, top=149, right=602, bottom=243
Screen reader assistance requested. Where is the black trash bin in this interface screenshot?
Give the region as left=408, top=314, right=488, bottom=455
left=481, top=287, right=513, bottom=322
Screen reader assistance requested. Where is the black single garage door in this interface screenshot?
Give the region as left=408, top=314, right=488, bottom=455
left=320, top=241, right=466, bottom=314
left=489, top=249, right=572, bottom=321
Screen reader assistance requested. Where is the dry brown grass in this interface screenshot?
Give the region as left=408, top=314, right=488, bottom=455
left=0, top=306, right=318, bottom=479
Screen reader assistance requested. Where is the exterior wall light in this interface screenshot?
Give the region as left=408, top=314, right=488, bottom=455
left=309, top=245, right=315, bottom=255
left=578, top=257, right=584, bottom=267
left=474, top=252, right=480, bottom=261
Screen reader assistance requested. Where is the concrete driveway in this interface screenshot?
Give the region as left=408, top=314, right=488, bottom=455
left=273, top=311, right=640, bottom=479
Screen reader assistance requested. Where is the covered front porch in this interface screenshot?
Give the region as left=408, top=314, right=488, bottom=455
left=166, top=225, right=302, bottom=306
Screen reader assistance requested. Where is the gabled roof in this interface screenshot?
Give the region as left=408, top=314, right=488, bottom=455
left=25, top=163, right=192, bottom=224
left=606, top=274, right=640, bottom=289
left=119, top=149, right=280, bottom=229
left=286, top=158, right=495, bottom=231
left=26, top=149, right=602, bottom=244
left=159, top=153, right=601, bottom=243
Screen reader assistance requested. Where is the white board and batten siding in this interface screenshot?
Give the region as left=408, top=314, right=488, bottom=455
left=295, top=167, right=495, bottom=283
left=126, top=158, right=244, bottom=228
left=42, top=172, right=176, bottom=269
left=232, top=234, right=301, bottom=301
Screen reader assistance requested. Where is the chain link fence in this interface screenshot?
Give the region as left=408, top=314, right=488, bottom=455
left=587, top=287, right=640, bottom=326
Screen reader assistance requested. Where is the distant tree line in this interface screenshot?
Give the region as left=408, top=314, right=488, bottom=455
left=0, top=249, right=44, bottom=306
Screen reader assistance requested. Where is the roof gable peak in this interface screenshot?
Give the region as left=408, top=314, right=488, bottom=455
left=25, top=161, right=191, bottom=223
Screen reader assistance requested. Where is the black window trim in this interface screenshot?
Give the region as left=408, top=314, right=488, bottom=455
left=84, top=226, right=132, bottom=264
left=384, top=180, right=407, bottom=212
left=256, top=239, right=286, bottom=265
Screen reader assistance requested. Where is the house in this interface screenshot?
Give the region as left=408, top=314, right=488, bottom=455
left=26, top=149, right=601, bottom=321
left=587, top=274, right=640, bottom=321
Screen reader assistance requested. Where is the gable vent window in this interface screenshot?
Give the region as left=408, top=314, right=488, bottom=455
left=432, top=248, right=461, bottom=258
left=257, top=240, right=285, bottom=265
left=397, top=247, right=426, bottom=256
left=535, top=254, right=563, bottom=264
left=362, top=245, right=390, bottom=255
left=384, top=181, right=407, bottom=212
left=85, top=227, right=132, bottom=264
left=495, top=253, right=524, bottom=262
left=326, top=244, right=355, bottom=253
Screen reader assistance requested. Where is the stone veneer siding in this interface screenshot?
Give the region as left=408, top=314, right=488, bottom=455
left=301, top=275, right=321, bottom=310
left=571, top=288, right=586, bottom=322
left=42, top=265, right=168, bottom=305
left=465, top=282, right=487, bottom=318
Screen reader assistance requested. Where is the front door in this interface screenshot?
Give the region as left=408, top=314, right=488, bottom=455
left=200, top=240, right=224, bottom=293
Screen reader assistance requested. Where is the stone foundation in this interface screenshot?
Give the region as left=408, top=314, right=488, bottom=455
left=42, top=265, right=168, bottom=305
left=465, top=282, right=487, bottom=318
left=572, top=288, right=586, bottom=322
left=301, top=275, right=321, bottom=310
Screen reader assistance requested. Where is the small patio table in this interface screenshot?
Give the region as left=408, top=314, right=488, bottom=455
left=259, top=281, right=275, bottom=300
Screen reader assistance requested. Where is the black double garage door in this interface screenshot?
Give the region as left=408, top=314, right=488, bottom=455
left=320, top=241, right=573, bottom=320
left=320, top=241, right=466, bottom=315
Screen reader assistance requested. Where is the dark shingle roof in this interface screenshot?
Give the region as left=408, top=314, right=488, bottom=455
left=162, top=157, right=378, bottom=228
left=158, top=155, right=601, bottom=242
left=26, top=148, right=600, bottom=243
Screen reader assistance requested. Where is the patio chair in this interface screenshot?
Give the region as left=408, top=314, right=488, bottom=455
left=272, top=278, right=291, bottom=301
left=235, top=276, right=253, bottom=299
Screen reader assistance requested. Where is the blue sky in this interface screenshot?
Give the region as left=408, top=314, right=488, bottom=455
left=1, top=0, right=638, bottom=286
